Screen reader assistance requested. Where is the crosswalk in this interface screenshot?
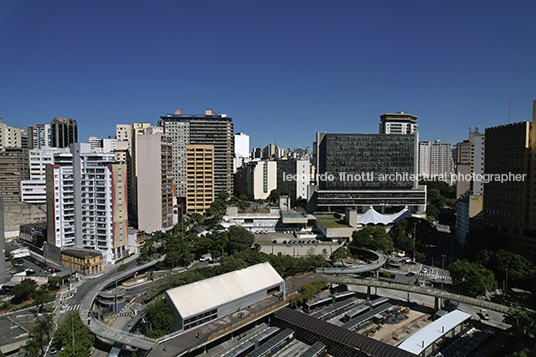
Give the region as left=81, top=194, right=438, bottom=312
left=62, top=304, right=80, bottom=312
left=117, top=312, right=134, bottom=317
left=417, top=272, right=451, bottom=280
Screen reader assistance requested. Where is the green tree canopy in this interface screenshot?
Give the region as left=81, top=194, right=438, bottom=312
left=26, top=313, right=53, bottom=357
left=144, top=299, right=174, bottom=338
left=352, top=226, right=394, bottom=253
left=11, top=279, right=37, bottom=303
left=330, top=247, right=350, bottom=264
left=53, top=312, right=95, bottom=357
left=227, top=226, right=255, bottom=253
left=449, top=259, right=498, bottom=296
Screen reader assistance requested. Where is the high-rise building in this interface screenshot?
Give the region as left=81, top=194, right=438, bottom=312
left=186, top=145, right=214, bottom=213
left=136, top=133, right=174, bottom=232
left=482, top=102, right=536, bottom=260
left=419, top=140, right=452, bottom=182
left=51, top=117, right=78, bottom=148
left=235, top=160, right=277, bottom=201
left=46, top=143, right=128, bottom=264
left=159, top=109, right=234, bottom=199
left=455, top=127, right=484, bottom=197
left=28, top=124, right=52, bottom=149
left=312, top=129, right=426, bottom=214
left=0, top=118, right=22, bottom=151
left=129, top=124, right=162, bottom=216
left=234, top=132, right=250, bottom=173
left=473, top=134, right=485, bottom=196
left=21, top=147, right=70, bottom=203
left=379, top=112, right=418, bottom=135
left=0, top=149, right=29, bottom=202
left=277, top=159, right=310, bottom=200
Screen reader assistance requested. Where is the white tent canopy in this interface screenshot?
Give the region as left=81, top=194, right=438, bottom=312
left=356, top=206, right=412, bottom=226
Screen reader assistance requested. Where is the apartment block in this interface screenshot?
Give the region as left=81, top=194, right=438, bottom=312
left=51, top=117, right=78, bottom=148
left=0, top=118, right=22, bottom=151
left=0, top=149, right=29, bottom=202
left=419, top=140, right=452, bottom=182
left=160, top=109, right=234, bottom=198
left=136, top=133, right=174, bottom=232
left=21, top=147, right=70, bottom=203
left=235, top=160, right=277, bottom=201
left=28, top=124, right=51, bottom=149
left=46, top=143, right=128, bottom=264
left=186, top=145, right=214, bottom=213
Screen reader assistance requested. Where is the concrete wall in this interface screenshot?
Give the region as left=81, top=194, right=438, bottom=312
left=3, top=202, right=46, bottom=238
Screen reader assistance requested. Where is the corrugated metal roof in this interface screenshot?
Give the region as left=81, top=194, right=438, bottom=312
left=275, top=308, right=418, bottom=357
left=397, top=309, right=472, bottom=355
left=166, top=262, right=284, bottom=319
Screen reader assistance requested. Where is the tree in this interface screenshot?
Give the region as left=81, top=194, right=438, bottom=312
left=504, top=308, right=536, bottom=339
left=117, top=264, right=128, bottom=273
left=26, top=313, right=53, bottom=357
left=11, top=279, right=37, bottom=303
left=227, top=226, right=255, bottom=253
left=54, top=312, right=94, bottom=357
left=32, top=286, right=47, bottom=313
left=330, top=247, right=350, bottom=264
left=267, top=188, right=292, bottom=204
left=190, top=213, right=204, bottom=225
left=5, top=252, right=14, bottom=266
left=351, top=226, right=393, bottom=253
left=144, top=299, right=174, bottom=338
left=449, top=259, right=498, bottom=296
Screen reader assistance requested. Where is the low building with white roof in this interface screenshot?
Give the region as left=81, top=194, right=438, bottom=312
left=397, top=309, right=472, bottom=356
left=165, top=262, right=286, bottom=332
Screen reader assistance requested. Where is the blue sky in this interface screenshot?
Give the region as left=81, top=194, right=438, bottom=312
left=1, top=0, right=535, bottom=150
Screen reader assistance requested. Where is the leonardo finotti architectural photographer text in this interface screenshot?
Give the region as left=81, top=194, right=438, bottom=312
left=282, top=172, right=526, bottom=183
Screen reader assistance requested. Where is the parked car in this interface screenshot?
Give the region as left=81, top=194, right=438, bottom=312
left=480, top=309, right=491, bottom=320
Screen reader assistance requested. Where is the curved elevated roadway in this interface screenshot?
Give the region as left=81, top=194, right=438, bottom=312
left=316, top=247, right=387, bottom=275
left=322, top=274, right=512, bottom=314
left=79, top=261, right=159, bottom=350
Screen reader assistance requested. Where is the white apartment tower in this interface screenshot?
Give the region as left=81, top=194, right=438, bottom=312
left=28, top=124, right=52, bottom=149
left=234, top=132, right=250, bottom=173
left=46, top=143, right=128, bottom=264
left=21, top=147, right=70, bottom=203
left=419, top=140, right=452, bottom=182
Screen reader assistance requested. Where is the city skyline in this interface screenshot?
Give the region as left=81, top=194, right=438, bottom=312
left=1, top=1, right=536, bottom=149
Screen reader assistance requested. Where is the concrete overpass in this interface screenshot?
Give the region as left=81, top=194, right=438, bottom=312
left=79, top=261, right=159, bottom=350
left=316, top=247, right=387, bottom=274
left=322, top=275, right=512, bottom=314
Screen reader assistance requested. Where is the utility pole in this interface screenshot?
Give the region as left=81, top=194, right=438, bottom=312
left=441, top=254, right=446, bottom=291
left=413, top=222, right=417, bottom=262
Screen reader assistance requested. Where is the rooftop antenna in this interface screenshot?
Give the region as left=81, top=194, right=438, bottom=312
left=508, top=97, right=511, bottom=124
left=274, top=134, right=277, bottom=148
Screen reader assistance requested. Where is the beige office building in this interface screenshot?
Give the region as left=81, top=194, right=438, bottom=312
left=186, top=145, right=214, bottom=214
left=136, top=133, right=174, bottom=233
